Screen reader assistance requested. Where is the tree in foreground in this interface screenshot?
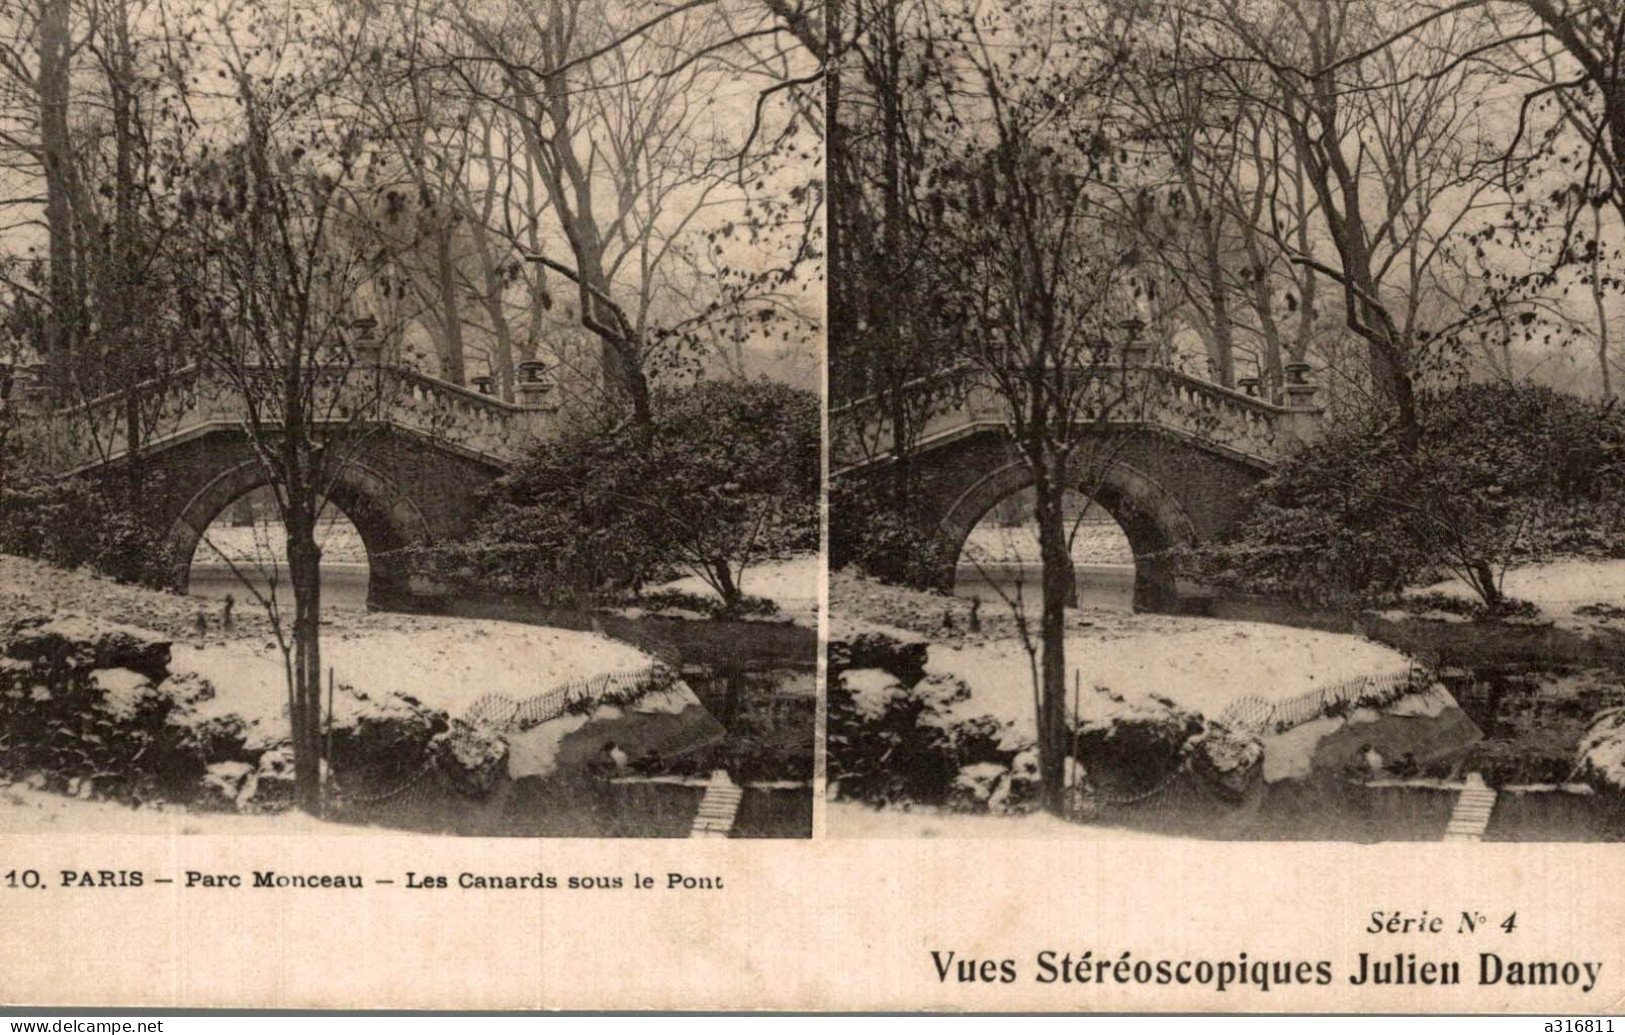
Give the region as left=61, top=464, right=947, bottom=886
left=167, top=11, right=399, bottom=814
left=922, top=4, right=1152, bottom=814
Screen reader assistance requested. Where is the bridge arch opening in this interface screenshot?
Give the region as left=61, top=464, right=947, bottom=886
left=955, top=488, right=1136, bottom=612
left=187, top=490, right=372, bottom=611
left=167, top=459, right=432, bottom=610
left=939, top=460, right=1199, bottom=613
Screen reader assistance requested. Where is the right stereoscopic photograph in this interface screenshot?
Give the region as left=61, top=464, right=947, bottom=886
left=826, top=0, right=1625, bottom=842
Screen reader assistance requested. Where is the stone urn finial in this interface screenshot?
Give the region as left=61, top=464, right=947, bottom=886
left=515, top=360, right=553, bottom=406
left=351, top=315, right=382, bottom=366
left=1119, top=316, right=1150, bottom=365
left=1282, top=362, right=1318, bottom=407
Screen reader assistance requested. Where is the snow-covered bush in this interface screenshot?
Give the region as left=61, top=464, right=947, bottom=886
left=1187, top=383, right=1625, bottom=609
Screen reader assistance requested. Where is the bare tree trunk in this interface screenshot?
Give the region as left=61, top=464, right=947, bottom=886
left=1468, top=558, right=1503, bottom=610
left=468, top=219, right=517, bottom=401
left=1032, top=456, right=1073, bottom=814
left=1594, top=205, right=1615, bottom=399
left=288, top=509, right=324, bottom=815
left=712, top=559, right=740, bottom=610
left=39, top=0, right=77, bottom=397
left=1238, top=222, right=1286, bottom=397
left=1200, top=220, right=1235, bottom=387
left=432, top=228, right=467, bottom=386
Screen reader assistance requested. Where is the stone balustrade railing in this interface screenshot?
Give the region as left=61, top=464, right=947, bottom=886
left=15, top=363, right=558, bottom=475
left=831, top=362, right=1322, bottom=475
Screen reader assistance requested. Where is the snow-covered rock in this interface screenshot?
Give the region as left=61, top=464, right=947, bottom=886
left=841, top=668, right=905, bottom=720
left=1072, top=688, right=1203, bottom=794
left=432, top=720, right=509, bottom=797
left=89, top=668, right=156, bottom=721
left=252, top=746, right=298, bottom=807
left=323, top=685, right=444, bottom=790
left=1000, top=747, right=1043, bottom=813
left=1577, top=707, right=1625, bottom=798
left=950, top=762, right=1008, bottom=811
left=4, top=614, right=171, bottom=682
left=1187, top=723, right=1264, bottom=800
left=827, top=617, right=928, bottom=683
left=199, top=761, right=257, bottom=810
left=154, top=671, right=214, bottom=708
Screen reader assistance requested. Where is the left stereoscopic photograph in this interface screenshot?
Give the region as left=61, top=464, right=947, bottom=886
left=0, top=0, right=823, bottom=838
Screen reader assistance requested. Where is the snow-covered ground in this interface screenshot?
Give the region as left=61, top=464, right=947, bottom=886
left=0, top=783, right=365, bottom=835
left=925, top=621, right=1413, bottom=739
left=173, top=620, right=658, bottom=736
left=826, top=801, right=1176, bottom=840
left=1412, top=558, right=1625, bottom=623
left=0, top=554, right=730, bottom=831
left=832, top=566, right=1420, bottom=747
left=0, top=554, right=328, bottom=641
left=648, top=553, right=819, bottom=625
left=0, top=553, right=679, bottom=747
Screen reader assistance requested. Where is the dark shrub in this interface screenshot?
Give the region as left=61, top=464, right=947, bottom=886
left=828, top=478, right=951, bottom=586
left=400, top=380, right=818, bottom=612
left=1190, top=383, right=1625, bottom=607
left=0, top=464, right=172, bottom=586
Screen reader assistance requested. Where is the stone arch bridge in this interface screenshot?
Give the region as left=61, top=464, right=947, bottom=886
left=20, top=363, right=557, bottom=606
left=831, top=363, right=1323, bottom=612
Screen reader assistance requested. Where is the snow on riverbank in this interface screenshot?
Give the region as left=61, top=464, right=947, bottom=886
left=832, top=567, right=1417, bottom=741
left=926, top=622, right=1413, bottom=739
left=1413, top=559, right=1625, bottom=622
left=173, top=621, right=656, bottom=734
left=0, top=553, right=317, bottom=641
left=961, top=521, right=1134, bottom=566
left=649, top=553, right=819, bottom=625
left=0, top=553, right=675, bottom=742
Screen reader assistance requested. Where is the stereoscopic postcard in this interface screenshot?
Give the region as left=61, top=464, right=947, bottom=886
left=1, top=0, right=1623, bottom=1015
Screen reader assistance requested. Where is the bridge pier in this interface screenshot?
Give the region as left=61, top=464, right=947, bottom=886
left=365, top=555, right=426, bottom=611
left=1133, top=561, right=1183, bottom=615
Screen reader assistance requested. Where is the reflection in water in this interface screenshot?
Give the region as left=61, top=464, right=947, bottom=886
left=954, top=562, right=1136, bottom=613
left=188, top=498, right=372, bottom=611
left=188, top=563, right=372, bottom=612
